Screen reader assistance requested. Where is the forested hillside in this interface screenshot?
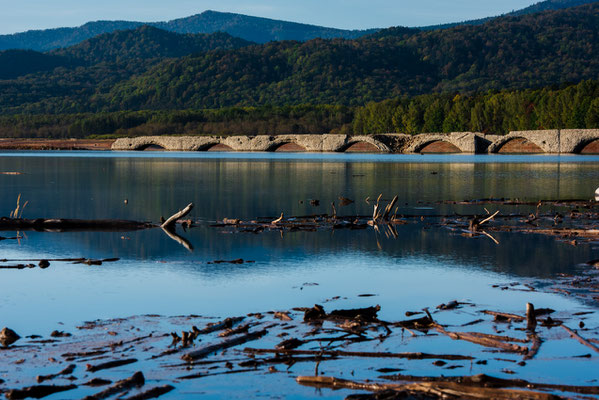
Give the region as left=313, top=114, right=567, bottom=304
left=51, top=26, right=251, bottom=64
left=99, top=3, right=599, bottom=109
left=0, top=3, right=598, bottom=136
left=1, top=80, right=597, bottom=138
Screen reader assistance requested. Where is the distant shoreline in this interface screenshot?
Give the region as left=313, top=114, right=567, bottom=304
left=0, top=138, right=115, bottom=151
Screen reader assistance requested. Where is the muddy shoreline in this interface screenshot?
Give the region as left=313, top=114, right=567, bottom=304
left=0, top=139, right=115, bottom=151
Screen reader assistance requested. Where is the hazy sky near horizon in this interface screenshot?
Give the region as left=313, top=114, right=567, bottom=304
left=0, top=0, right=539, bottom=34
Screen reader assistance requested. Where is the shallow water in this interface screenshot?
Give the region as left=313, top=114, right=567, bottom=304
left=1, top=152, right=599, bottom=330
left=1, top=152, right=599, bottom=398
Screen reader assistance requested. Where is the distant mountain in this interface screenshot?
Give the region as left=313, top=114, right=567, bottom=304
left=0, top=11, right=377, bottom=52
left=418, top=0, right=597, bottom=30
left=97, top=2, right=599, bottom=109
left=0, top=27, right=252, bottom=83
left=51, top=25, right=252, bottom=64
left=155, top=11, right=378, bottom=43
left=1, top=2, right=599, bottom=114
left=0, top=21, right=144, bottom=52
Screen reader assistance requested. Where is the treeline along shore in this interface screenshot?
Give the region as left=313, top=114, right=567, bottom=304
left=0, top=80, right=598, bottom=143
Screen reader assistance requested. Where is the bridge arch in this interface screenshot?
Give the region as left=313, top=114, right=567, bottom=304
left=404, top=134, right=471, bottom=153
left=574, top=138, right=599, bottom=154
left=266, top=141, right=307, bottom=152
left=132, top=142, right=168, bottom=151
left=492, top=137, right=545, bottom=154
left=197, top=143, right=234, bottom=152
left=336, top=137, right=390, bottom=153
left=415, top=140, right=462, bottom=153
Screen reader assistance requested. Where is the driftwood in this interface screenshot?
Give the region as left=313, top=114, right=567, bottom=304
left=161, top=203, right=194, bottom=229
left=481, top=310, right=525, bottom=322
left=82, top=372, right=145, bottom=400
left=0, top=217, right=154, bottom=232
left=86, top=358, right=138, bottom=372
left=380, top=373, right=599, bottom=395
left=434, top=324, right=528, bottom=354
left=561, top=324, right=599, bottom=354
left=36, top=364, right=76, bottom=383
left=296, top=375, right=563, bottom=400
left=4, top=384, right=78, bottom=400
left=524, top=334, right=542, bottom=361
left=195, top=317, right=245, bottom=335
left=1, top=301, right=598, bottom=399
left=119, top=385, right=175, bottom=400
left=244, top=347, right=474, bottom=361
left=469, top=210, right=499, bottom=232
left=181, top=329, right=268, bottom=361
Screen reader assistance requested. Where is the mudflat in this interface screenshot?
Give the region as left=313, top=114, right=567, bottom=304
left=0, top=139, right=115, bottom=150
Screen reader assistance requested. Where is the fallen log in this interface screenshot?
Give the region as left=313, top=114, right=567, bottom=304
left=380, top=373, right=599, bottom=395
left=161, top=203, right=193, bottom=229
left=481, top=310, right=525, bottom=322
left=195, top=316, right=245, bottom=335
left=36, top=364, right=76, bottom=383
left=181, top=329, right=268, bottom=361
left=244, top=348, right=474, bottom=361
left=4, top=384, right=77, bottom=399
left=561, top=324, right=599, bottom=354
left=82, top=371, right=145, bottom=400
left=296, top=376, right=562, bottom=400
left=524, top=334, right=542, bottom=361
left=119, top=385, right=175, bottom=400
left=434, top=325, right=528, bottom=354
left=0, top=217, right=155, bottom=232
left=86, top=358, right=138, bottom=372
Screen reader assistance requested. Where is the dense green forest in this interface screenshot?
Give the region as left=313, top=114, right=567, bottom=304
left=0, top=3, right=598, bottom=115
left=1, top=80, right=597, bottom=138
left=352, top=80, right=599, bottom=134
left=51, top=26, right=252, bottom=64
left=0, top=105, right=355, bottom=138
left=99, top=3, right=599, bottom=110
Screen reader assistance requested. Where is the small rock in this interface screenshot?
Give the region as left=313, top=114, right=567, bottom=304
left=0, top=327, right=21, bottom=347
left=38, top=260, right=50, bottom=269
left=50, top=330, right=72, bottom=338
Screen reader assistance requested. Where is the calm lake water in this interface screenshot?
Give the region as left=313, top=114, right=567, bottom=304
left=1, top=151, right=599, bottom=397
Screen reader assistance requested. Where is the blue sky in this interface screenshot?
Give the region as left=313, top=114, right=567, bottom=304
left=0, top=0, right=538, bottom=34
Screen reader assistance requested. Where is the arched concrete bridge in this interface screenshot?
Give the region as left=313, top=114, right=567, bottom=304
left=112, top=129, right=599, bottom=154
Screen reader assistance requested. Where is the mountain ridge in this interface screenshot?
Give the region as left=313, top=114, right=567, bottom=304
left=0, top=10, right=377, bottom=51
left=1, top=0, right=597, bottom=51
left=419, top=0, right=597, bottom=30
left=0, top=3, right=598, bottom=114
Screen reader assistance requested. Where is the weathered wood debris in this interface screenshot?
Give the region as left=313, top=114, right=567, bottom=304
left=211, top=195, right=599, bottom=246
left=0, top=203, right=194, bottom=233
left=0, top=300, right=597, bottom=399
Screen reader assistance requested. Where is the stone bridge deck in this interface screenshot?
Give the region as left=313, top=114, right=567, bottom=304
left=111, top=129, right=599, bottom=154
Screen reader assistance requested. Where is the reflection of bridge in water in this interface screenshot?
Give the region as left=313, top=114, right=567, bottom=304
left=112, top=129, right=599, bottom=154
